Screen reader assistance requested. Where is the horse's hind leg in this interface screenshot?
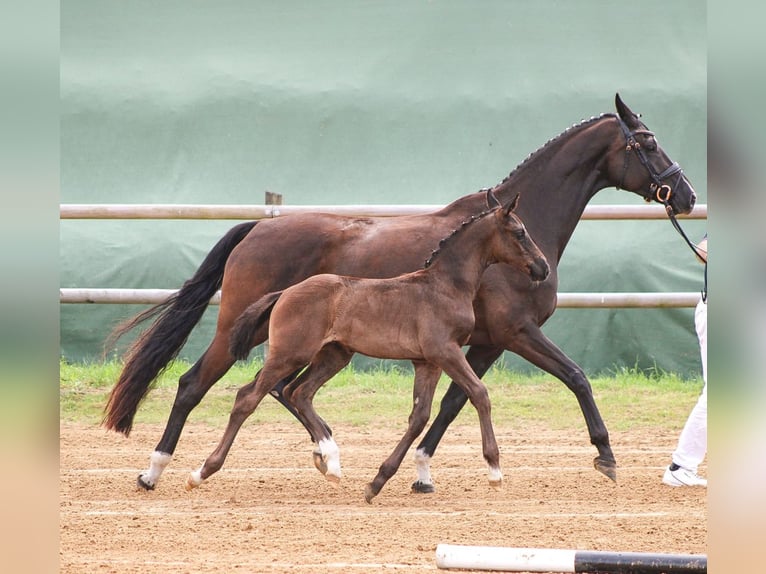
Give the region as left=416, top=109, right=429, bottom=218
left=138, top=337, right=235, bottom=490
left=285, top=344, right=353, bottom=481
left=365, top=362, right=442, bottom=503
left=268, top=373, right=333, bottom=439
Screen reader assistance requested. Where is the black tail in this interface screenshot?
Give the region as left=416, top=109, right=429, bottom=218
left=229, top=291, right=283, bottom=360
left=103, top=221, right=258, bottom=435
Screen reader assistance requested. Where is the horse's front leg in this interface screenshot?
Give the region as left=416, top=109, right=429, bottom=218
left=412, top=345, right=503, bottom=493
left=510, top=324, right=616, bottom=481
left=365, top=362, right=442, bottom=503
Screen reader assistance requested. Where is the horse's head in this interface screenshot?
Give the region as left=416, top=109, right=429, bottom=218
left=608, top=93, right=697, bottom=215
left=488, top=191, right=550, bottom=282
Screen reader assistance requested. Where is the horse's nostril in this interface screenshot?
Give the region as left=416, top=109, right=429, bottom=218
left=530, top=262, right=549, bottom=281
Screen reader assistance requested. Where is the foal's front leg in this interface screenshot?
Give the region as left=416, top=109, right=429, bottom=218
left=436, top=345, right=502, bottom=488
left=364, top=362, right=442, bottom=503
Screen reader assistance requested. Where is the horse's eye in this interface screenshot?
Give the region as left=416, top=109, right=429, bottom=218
left=644, top=138, right=657, bottom=152
left=514, top=229, right=526, bottom=240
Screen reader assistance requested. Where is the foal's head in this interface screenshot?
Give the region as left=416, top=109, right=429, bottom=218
left=487, top=191, right=549, bottom=282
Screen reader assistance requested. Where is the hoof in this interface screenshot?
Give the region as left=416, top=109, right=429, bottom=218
left=185, top=470, right=204, bottom=491
left=594, top=456, right=617, bottom=482
left=324, top=472, right=341, bottom=485
left=411, top=480, right=435, bottom=494
left=364, top=483, right=377, bottom=504
left=488, top=479, right=503, bottom=489
left=312, top=449, right=328, bottom=475
left=137, top=474, right=156, bottom=491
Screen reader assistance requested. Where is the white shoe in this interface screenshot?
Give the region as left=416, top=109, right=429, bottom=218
left=662, top=465, right=707, bottom=487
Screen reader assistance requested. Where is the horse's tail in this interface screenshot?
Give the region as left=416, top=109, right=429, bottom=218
left=103, top=220, right=258, bottom=436
left=229, top=291, right=283, bottom=361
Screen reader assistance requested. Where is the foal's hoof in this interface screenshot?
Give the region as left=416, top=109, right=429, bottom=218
left=411, top=480, right=435, bottom=494
left=185, top=470, right=204, bottom=491
left=312, top=448, right=328, bottom=475
left=488, top=467, right=503, bottom=488
left=136, top=474, right=156, bottom=491
left=364, top=483, right=377, bottom=504
left=594, top=456, right=617, bottom=482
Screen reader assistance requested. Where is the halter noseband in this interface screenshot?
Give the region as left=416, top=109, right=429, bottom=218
left=616, top=117, right=684, bottom=206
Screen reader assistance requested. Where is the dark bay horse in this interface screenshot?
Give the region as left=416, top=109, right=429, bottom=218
left=185, top=192, right=549, bottom=502
left=104, top=94, right=696, bottom=492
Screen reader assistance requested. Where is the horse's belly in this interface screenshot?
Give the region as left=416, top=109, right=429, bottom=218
left=334, top=322, right=422, bottom=361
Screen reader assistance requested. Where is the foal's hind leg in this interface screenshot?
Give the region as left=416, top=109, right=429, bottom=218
left=186, top=360, right=304, bottom=489
left=364, top=362, right=442, bottom=503
left=285, top=344, right=354, bottom=481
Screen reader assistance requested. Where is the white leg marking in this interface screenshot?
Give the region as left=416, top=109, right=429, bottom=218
left=413, top=448, right=434, bottom=486
left=319, top=437, right=342, bottom=481
left=487, top=465, right=503, bottom=486
left=185, top=466, right=205, bottom=491
left=139, top=451, right=172, bottom=488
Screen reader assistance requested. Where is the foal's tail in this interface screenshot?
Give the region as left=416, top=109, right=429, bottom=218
left=103, top=221, right=258, bottom=436
left=229, top=291, right=283, bottom=361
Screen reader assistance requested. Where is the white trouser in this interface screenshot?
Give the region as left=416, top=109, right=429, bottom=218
left=672, top=298, right=707, bottom=472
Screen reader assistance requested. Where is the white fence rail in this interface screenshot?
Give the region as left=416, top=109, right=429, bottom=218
left=60, top=202, right=706, bottom=308
left=59, top=288, right=701, bottom=308
left=61, top=203, right=707, bottom=220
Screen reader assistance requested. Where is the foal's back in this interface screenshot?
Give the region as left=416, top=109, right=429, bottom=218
left=267, top=269, right=474, bottom=362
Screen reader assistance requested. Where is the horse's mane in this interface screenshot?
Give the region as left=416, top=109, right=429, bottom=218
left=497, top=112, right=616, bottom=186
left=423, top=205, right=496, bottom=269
left=424, top=112, right=617, bottom=269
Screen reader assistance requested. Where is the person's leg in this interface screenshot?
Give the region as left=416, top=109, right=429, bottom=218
left=663, top=299, right=707, bottom=487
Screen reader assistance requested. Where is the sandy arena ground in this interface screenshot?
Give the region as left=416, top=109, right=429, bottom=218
left=60, top=421, right=706, bottom=573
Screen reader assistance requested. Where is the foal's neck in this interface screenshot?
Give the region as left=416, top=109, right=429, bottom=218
left=424, top=214, right=497, bottom=298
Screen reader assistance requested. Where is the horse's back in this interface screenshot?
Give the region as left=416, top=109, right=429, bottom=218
left=222, top=210, right=467, bottom=289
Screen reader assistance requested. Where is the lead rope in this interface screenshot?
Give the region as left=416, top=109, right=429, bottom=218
left=663, top=201, right=707, bottom=302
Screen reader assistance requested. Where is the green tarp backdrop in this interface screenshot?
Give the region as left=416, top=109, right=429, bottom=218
left=61, top=1, right=707, bottom=376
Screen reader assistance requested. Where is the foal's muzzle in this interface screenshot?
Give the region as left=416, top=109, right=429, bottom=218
left=529, top=260, right=550, bottom=282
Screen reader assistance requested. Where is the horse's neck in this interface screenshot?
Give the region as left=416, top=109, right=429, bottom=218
left=426, top=219, right=495, bottom=298
left=491, top=116, right=616, bottom=262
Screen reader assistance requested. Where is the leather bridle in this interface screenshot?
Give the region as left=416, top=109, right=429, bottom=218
left=616, top=116, right=685, bottom=207
left=616, top=115, right=706, bottom=299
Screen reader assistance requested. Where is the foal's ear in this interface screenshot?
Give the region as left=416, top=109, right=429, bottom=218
left=486, top=189, right=501, bottom=209
left=504, top=193, right=520, bottom=215
left=615, top=93, right=641, bottom=129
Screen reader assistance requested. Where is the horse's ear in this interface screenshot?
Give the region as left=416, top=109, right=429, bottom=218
left=486, top=189, right=501, bottom=209
left=504, top=193, right=520, bottom=215
left=615, top=93, right=640, bottom=129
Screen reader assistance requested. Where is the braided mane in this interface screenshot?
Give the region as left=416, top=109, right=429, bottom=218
left=423, top=114, right=614, bottom=270
left=423, top=206, right=496, bottom=268
left=497, top=113, right=615, bottom=186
